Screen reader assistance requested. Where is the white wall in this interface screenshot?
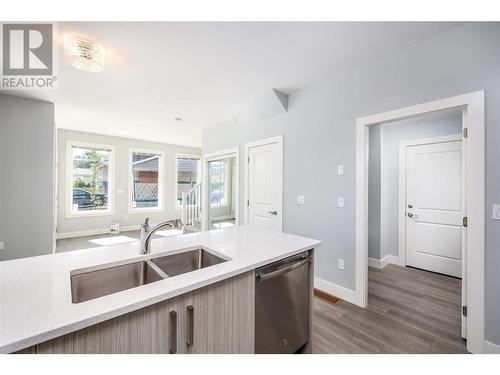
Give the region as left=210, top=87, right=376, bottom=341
left=201, top=23, right=500, bottom=345
left=57, top=129, right=200, bottom=235
left=0, top=94, right=55, bottom=261
left=369, top=111, right=462, bottom=261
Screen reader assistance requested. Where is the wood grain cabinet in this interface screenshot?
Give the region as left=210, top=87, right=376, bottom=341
left=28, top=271, right=255, bottom=354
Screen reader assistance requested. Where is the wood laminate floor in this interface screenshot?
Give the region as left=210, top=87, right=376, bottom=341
left=312, top=264, right=467, bottom=354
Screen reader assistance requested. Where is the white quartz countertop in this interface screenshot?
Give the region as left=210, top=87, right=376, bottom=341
left=0, top=226, right=321, bottom=353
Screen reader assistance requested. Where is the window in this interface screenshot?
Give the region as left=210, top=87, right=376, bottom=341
left=130, top=149, right=164, bottom=211
left=175, top=154, right=200, bottom=207
left=67, top=142, right=114, bottom=216
left=209, top=160, right=229, bottom=207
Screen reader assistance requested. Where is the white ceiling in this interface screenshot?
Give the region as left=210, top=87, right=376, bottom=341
left=11, top=22, right=462, bottom=147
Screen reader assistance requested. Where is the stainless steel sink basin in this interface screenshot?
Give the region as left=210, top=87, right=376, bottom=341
left=71, top=260, right=163, bottom=303
left=70, top=248, right=228, bottom=303
left=151, top=248, right=226, bottom=277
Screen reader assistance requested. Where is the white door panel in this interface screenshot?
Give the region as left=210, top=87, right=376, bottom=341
left=412, top=223, right=462, bottom=259
left=406, top=140, right=462, bottom=277
left=414, top=150, right=462, bottom=210
left=248, top=140, right=282, bottom=231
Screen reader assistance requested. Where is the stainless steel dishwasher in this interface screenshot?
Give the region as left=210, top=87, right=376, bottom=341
left=255, top=250, right=312, bottom=354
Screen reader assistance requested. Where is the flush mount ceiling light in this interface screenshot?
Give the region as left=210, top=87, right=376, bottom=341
left=64, top=36, right=105, bottom=72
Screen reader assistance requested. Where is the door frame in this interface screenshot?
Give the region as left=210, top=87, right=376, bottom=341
left=355, top=91, right=485, bottom=353
left=201, top=147, right=240, bottom=231
left=243, top=135, right=284, bottom=230
left=397, top=133, right=462, bottom=267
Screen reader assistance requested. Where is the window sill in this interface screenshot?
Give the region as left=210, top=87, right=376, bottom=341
left=210, top=204, right=229, bottom=208
left=128, top=206, right=164, bottom=214
left=66, top=210, right=114, bottom=219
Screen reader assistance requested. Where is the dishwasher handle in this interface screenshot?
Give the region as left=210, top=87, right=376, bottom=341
left=256, top=255, right=312, bottom=282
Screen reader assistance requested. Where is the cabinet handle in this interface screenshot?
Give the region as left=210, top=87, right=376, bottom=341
left=186, top=305, right=194, bottom=347
left=169, top=311, right=177, bottom=354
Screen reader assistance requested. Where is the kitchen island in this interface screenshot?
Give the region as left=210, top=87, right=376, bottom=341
left=0, top=226, right=321, bottom=354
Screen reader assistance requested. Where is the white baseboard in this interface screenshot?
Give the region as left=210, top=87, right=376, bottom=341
left=485, top=340, right=500, bottom=354
left=57, top=225, right=139, bottom=239
left=314, top=277, right=356, bottom=304
left=368, top=255, right=400, bottom=269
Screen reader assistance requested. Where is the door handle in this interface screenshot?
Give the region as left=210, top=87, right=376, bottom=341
left=407, top=212, right=418, bottom=218
left=169, top=310, right=177, bottom=354
left=267, top=210, right=278, bottom=215
left=186, top=305, right=194, bottom=347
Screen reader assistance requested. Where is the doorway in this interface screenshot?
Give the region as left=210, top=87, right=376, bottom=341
left=244, top=136, right=283, bottom=231
left=356, top=91, right=485, bottom=353
left=401, top=135, right=462, bottom=277
left=202, top=147, right=240, bottom=231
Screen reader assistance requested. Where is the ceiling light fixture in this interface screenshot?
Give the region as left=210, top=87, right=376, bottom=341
left=64, top=36, right=105, bottom=72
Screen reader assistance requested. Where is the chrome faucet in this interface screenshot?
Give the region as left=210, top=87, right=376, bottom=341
left=140, top=218, right=175, bottom=254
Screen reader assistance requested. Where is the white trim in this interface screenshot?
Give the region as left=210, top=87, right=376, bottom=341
left=397, top=134, right=462, bottom=267
left=485, top=341, right=500, bottom=354
left=56, top=225, right=140, bottom=239
left=65, top=140, right=115, bottom=218
left=128, top=147, right=165, bottom=214
left=368, top=255, right=400, bottom=269
left=356, top=91, right=485, bottom=354
left=314, top=277, right=356, bottom=304
left=174, top=153, right=201, bottom=210
left=201, top=147, right=240, bottom=231
left=52, top=122, right=57, bottom=254
left=243, top=135, right=284, bottom=229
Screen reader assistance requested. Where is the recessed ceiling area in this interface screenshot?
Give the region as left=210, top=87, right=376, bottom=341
left=11, top=22, right=462, bottom=147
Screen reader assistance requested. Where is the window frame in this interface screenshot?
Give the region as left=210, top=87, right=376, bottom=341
left=128, top=147, right=165, bottom=214
left=209, top=159, right=230, bottom=208
left=65, top=140, right=115, bottom=218
left=174, top=153, right=201, bottom=210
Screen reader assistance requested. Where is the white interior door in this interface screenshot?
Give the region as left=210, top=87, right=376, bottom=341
left=405, top=140, right=462, bottom=277
left=247, top=140, right=283, bottom=231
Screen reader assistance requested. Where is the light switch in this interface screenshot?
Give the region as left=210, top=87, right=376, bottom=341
left=338, top=259, right=345, bottom=270
left=117, top=189, right=124, bottom=195
left=337, top=164, right=344, bottom=176
left=297, top=195, right=305, bottom=205
left=0, top=241, right=4, bottom=250
left=337, top=197, right=345, bottom=208
left=493, top=205, right=500, bottom=220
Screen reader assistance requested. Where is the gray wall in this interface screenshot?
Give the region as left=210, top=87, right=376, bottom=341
left=0, top=94, right=55, bottom=261
left=201, top=23, right=500, bottom=344
left=369, top=112, right=462, bottom=260
left=57, top=129, right=200, bottom=234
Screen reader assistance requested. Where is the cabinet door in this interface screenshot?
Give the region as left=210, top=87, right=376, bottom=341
left=183, top=271, right=255, bottom=354
left=37, top=296, right=179, bottom=354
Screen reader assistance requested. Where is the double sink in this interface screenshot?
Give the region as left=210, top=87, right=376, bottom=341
left=71, top=248, right=227, bottom=303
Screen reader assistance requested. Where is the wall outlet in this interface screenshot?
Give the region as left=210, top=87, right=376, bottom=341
left=337, top=164, right=344, bottom=176
left=110, top=223, right=120, bottom=234
left=338, top=259, right=345, bottom=270
left=493, top=205, right=500, bottom=220
left=0, top=241, right=4, bottom=250
left=337, top=197, right=345, bottom=208
left=297, top=195, right=305, bottom=205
